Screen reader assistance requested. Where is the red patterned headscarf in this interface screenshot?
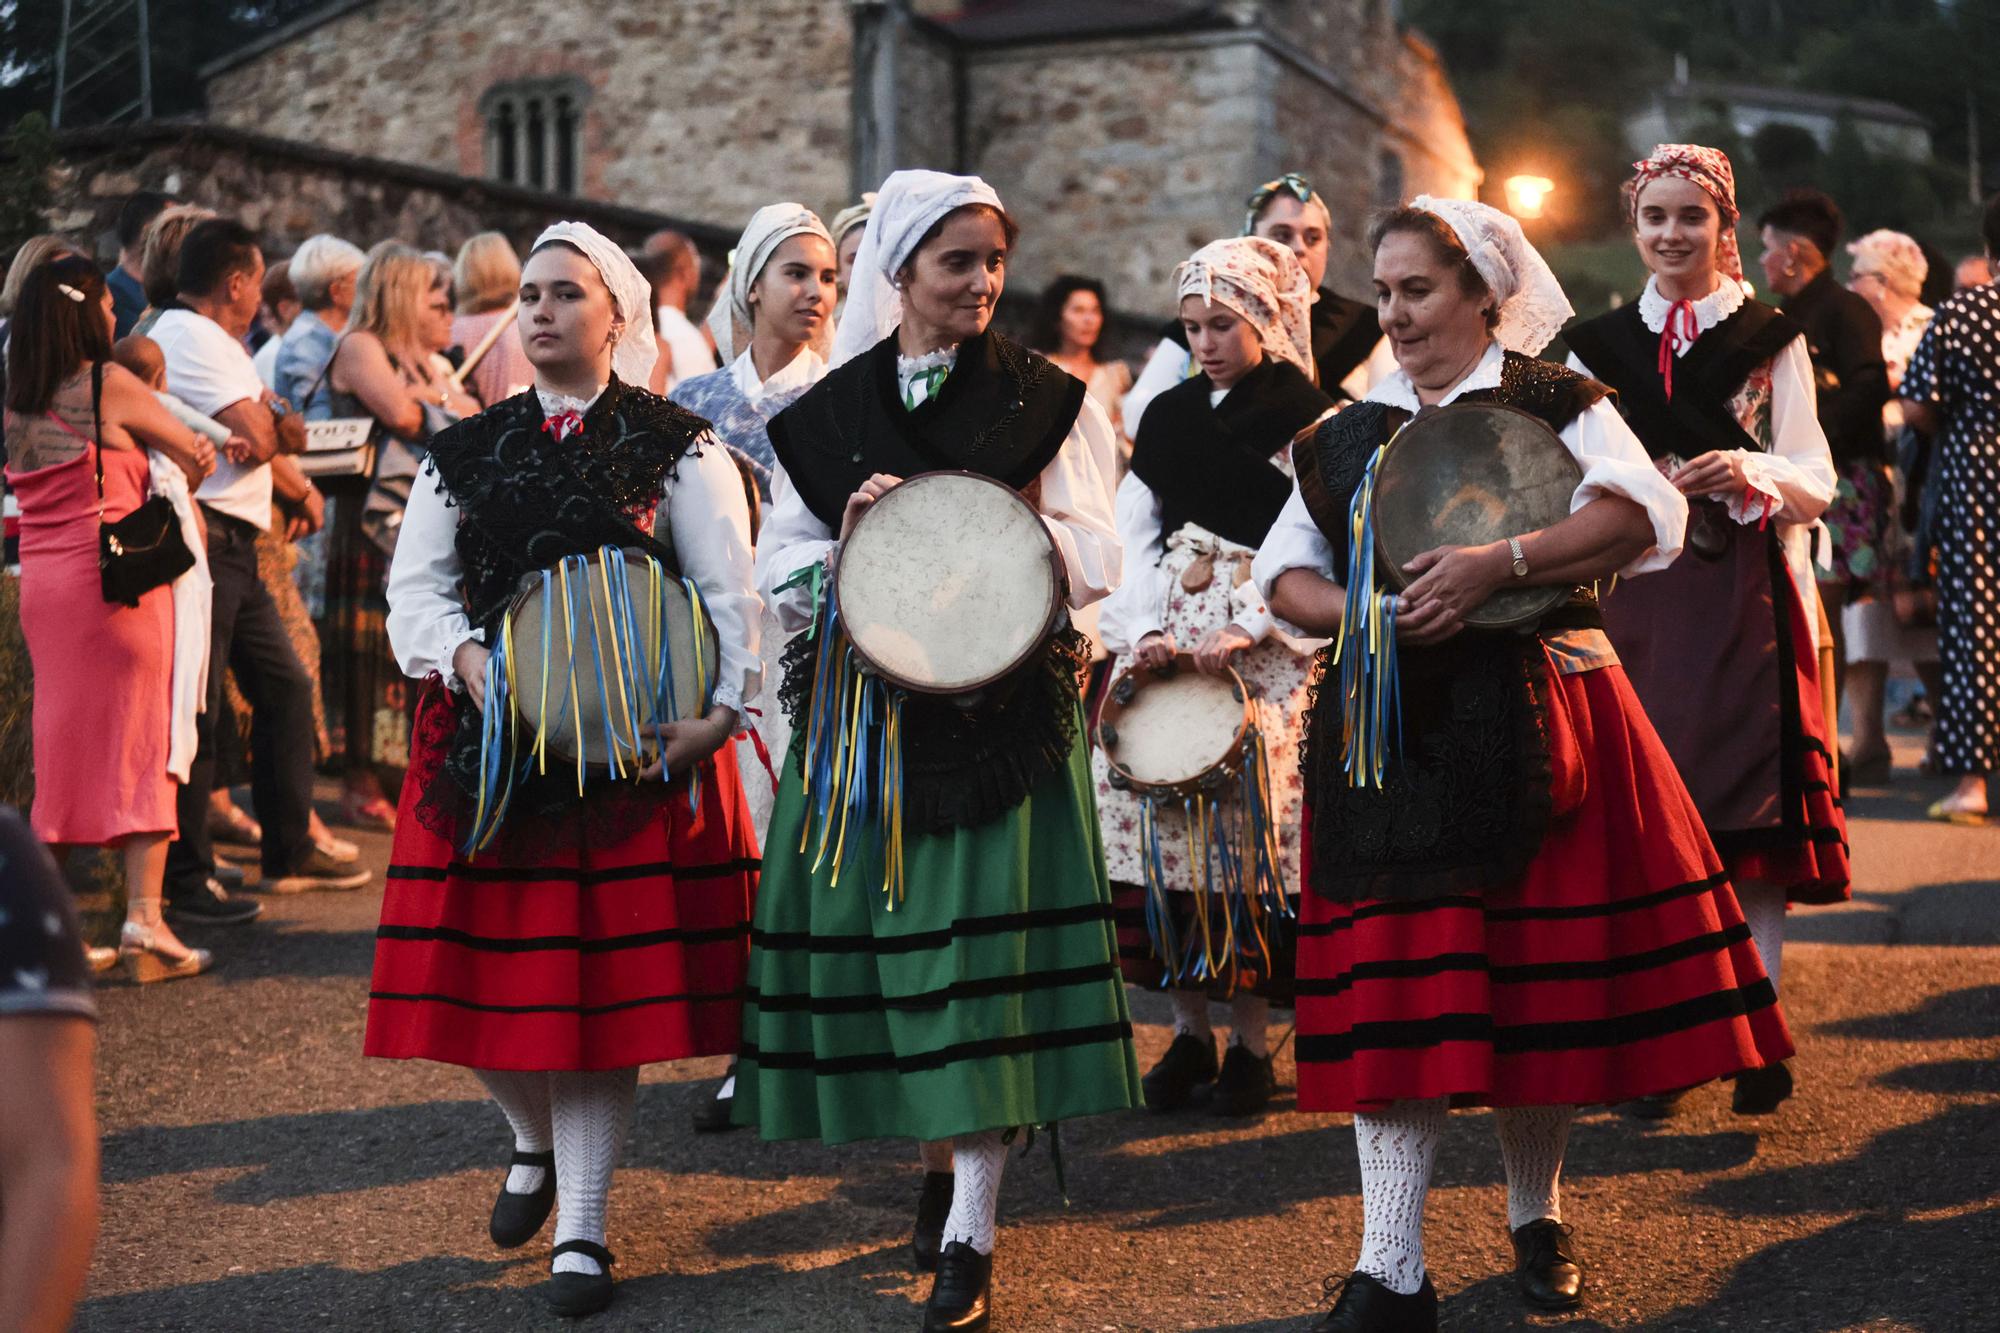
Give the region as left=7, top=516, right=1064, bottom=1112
left=1624, top=144, right=1742, bottom=283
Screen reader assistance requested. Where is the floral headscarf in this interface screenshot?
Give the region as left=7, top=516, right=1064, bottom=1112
left=1624, top=143, right=1743, bottom=283
left=1174, top=236, right=1316, bottom=378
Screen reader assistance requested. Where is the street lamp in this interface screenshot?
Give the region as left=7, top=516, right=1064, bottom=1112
left=1504, top=174, right=1556, bottom=220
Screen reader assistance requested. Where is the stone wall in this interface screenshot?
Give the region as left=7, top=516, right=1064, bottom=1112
left=42, top=122, right=726, bottom=269
left=204, top=0, right=858, bottom=232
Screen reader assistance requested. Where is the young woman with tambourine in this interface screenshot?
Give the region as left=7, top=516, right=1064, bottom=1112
left=1251, top=198, right=1793, bottom=1332
left=1564, top=144, right=1851, bottom=1121
left=735, top=169, right=1141, bottom=1333
left=1092, top=236, right=1333, bottom=1120
left=366, top=221, right=761, bottom=1319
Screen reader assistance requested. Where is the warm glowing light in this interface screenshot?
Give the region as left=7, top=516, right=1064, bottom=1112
left=1504, top=174, right=1556, bottom=220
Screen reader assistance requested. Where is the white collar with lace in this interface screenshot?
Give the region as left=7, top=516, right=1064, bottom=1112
left=1365, top=339, right=1506, bottom=412
left=730, top=345, right=827, bottom=404
left=896, top=345, right=960, bottom=377
left=1638, top=275, right=1746, bottom=349
left=535, top=384, right=607, bottom=422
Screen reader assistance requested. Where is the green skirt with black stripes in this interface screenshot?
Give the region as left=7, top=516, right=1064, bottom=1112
left=733, top=715, right=1144, bottom=1144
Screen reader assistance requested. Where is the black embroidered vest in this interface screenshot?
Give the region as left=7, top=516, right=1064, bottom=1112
left=1130, top=356, right=1332, bottom=551
left=769, top=329, right=1093, bottom=835
left=414, top=380, right=711, bottom=851
left=1294, top=352, right=1611, bottom=903
left=1563, top=298, right=1801, bottom=462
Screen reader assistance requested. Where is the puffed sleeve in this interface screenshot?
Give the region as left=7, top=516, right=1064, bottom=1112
left=1726, top=335, right=1836, bottom=527
left=1096, top=469, right=1165, bottom=654
left=667, top=433, right=760, bottom=714
left=754, top=461, right=835, bottom=635
left=1562, top=396, right=1689, bottom=576
left=1122, top=337, right=1191, bottom=441
left=1250, top=480, right=1338, bottom=642
left=385, top=466, right=483, bottom=689
left=1036, top=392, right=1123, bottom=609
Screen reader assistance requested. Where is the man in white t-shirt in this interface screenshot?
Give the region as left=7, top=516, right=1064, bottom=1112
left=153, top=218, right=369, bottom=918
left=641, top=230, right=718, bottom=392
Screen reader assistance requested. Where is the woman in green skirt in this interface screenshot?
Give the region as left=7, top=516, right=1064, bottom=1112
left=738, top=169, right=1142, bottom=1332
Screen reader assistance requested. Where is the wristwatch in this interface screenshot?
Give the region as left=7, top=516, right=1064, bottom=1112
left=1508, top=537, right=1528, bottom=579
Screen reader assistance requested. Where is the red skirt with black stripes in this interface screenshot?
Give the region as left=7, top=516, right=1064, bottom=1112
left=364, top=687, right=759, bottom=1072
left=1294, top=661, right=1794, bottom=1113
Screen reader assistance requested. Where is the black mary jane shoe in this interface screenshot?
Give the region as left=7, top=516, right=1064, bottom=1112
left=1210, top=1043, right=1277, bottom=1118
left=1310, top=1271, right=1438, bottom=1332
left=921, top=1241, right=992, bottom=1332
left=543, top=1239, right=615, bottom=1318
left=489, top=1150, right=556, bottom=1249
left=1616, top=1090, right=1687, bottom=1121
left=1733, top=1060, right=1794, bottom=1115
left=912, top=1170, right=955, bottom=1272
left=1511, top=1219, right=1583, bottom=1311
left=691, top=1066, right=742, bottom=1133
left=1141, top=1032, right=1219, bottom=1112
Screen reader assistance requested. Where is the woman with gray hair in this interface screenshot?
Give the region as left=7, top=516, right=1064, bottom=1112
left=274, top=233, right=366, bottom=420
left=1844, top=228, right=1942, bottom=781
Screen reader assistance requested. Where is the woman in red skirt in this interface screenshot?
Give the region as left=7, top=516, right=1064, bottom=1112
left=1566, top=145, right=1850, bottom=1119
left=369, top=221, right=761, bottom=1318
left=1253, top=198, right=1792, bottom=1332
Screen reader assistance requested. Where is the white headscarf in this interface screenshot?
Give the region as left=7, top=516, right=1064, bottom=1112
left=1174, top=236, right=1317, bottom=378
left=706, top=202, right=835, bottom=367
left=530, top=220, right=658, bottom=387
left=1406, top=196, right=1574, bottom=357
left=829, top=194, right=876, bottom=249
left=828, top=169, right=1005, bottom=369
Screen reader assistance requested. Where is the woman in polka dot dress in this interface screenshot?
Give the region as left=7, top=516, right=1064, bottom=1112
left=1901, top=198, right=2000, bottom=825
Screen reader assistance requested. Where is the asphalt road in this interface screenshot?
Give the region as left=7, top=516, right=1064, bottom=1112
left=75, top=730, right=2000, bottom=1332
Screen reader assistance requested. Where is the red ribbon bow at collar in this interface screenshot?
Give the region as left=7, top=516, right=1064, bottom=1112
left=1656, top=298, right=1702, bottom=401
left=542, top=409, right=585, bottom=440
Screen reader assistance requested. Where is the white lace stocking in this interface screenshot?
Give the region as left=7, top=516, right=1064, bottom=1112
left=477, top=1069, right=553, bottom=1194
left=1352, top=1098, right=1447, bottom=1295
left=1494, top=1105, right=1572, bottom=1230
left=1229, top=993, right=1270, bottom=1057
left=942, top=1130, right=1009, bottom=1255
left=1170, top=989, right=1213, bottom=1041
left=550, top=1067, right=637, bottom=1275
left=1737, top=883, right=1786, bottom=993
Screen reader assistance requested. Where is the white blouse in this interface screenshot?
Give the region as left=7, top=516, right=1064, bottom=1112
left=1251, top=340, right=1690, bottom=621
left=385, top=388, right=761, bottom=713
left=729, top=344, right=827, bottom=409
left=757, top=386, right=1124, bottom=634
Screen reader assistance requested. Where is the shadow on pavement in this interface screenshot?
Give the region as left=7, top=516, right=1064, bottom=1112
left=73, top=1255, right=524, bottom=1332
left=1827, top=983, right=2000, bottom=1041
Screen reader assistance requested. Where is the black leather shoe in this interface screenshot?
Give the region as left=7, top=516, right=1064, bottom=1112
left=1511, top=1219, right=1583, bottom=1311
left=1210, top=1043, right=1276, bottom=1117
left=912, top=1170, right=954, bottom=1272
left=1733, top=1061, right=1794, bottom=1115
left=1310, top=1271, right=1437, bottom=1332
left=543, top=1239, right=615, bottom=1318
left=691, top=1065, right=741, bottom=1133
left=922, top=1241, right=992, bottom=1332
left=490, top=1150, right=556, bottom=1249
left=1617, top=1090, right=1687, bottom=1120
left=1141, top=1032, right=1219, bottom=1112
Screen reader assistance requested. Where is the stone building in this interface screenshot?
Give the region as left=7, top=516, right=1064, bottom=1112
left=197, top=0, right=1480, bottom=322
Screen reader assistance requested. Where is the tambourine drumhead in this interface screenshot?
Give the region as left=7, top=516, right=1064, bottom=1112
left=835, top=471, right=1061, bottom=694
left=505, top=548, right=717, bottom=766
left=1096, top=656, right=1252, bottom=796
left=1371, top=403, right=1583, bottom=629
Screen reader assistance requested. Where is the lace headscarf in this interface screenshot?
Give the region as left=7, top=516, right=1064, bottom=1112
left=1848, top=228, right=1929, bottom=301
left=1624, top=144, right=1743, bottom=284
left=529, top=221, right=658, bottom=387
left=830, top=194, right=876, bottom=250
left=705, top=202, right=835, bottom=367
left=829, top=169, right=1005, bottom=369
left=1407, top=195, right=1574, bottom=357
left=1174, top=236, right=1317, bottom=377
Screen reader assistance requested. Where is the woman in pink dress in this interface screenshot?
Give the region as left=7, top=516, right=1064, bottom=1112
left=4, top=255, right=217, bottom=982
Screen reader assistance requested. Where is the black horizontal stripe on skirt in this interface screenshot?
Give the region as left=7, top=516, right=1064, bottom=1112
left=1294, top=977, right=1778, bottom=1063
left=376, top=920, right=751, bottom=954
left=385, top=856, right=761, bottom=885
left=743, top=1018, right=1135, bottom=1076
left=1290, top=923, right=1756, bottom=997
left=369, top=986, right=744, bottom=1017
left=747, top=961, right=1123, bottom=1015
left=752, top=901, right=1115, bottom=955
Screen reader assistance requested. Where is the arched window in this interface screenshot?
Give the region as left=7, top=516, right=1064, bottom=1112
left=481, top=77, right=590, bottom=194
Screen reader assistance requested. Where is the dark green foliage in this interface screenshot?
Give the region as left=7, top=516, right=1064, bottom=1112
left=0, top=114, right=57, bottom=262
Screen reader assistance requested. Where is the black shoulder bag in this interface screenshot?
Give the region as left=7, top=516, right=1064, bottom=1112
left=85, top=363, right=196, bottom=606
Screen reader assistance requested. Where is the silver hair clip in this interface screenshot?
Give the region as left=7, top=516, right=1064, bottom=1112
left=57, top=283, right=86, bottom=303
